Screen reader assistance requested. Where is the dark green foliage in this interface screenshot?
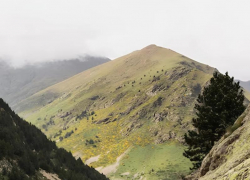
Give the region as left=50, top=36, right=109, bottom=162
left=90, top=96, right=99, bottom=101
left=152, top=76, right=160, bottom=82
left=153, top=97, right=163, bottom=107
left=85, top=138, right=100, bottom=148
left=53, top=130, right=62, bottom=138
left=0, top=98, right=108, bottom=180
left=89, top=139, right=95, bottom=144
left=183, top=72, right=246, bottom=169
left=64, top=130, right=74, bottom=138
left=76, top=110, right=87, bottom=120
left=8, top=167, right=28, bottom=180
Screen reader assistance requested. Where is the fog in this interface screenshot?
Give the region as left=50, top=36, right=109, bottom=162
left=1, top=0, right=250, bottom=80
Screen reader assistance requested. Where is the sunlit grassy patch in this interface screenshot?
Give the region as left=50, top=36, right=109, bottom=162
left=110, top=142, right=192, bottom=180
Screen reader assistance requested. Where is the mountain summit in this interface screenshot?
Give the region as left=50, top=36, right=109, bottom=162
left=19, top=45, right=216, bottom=179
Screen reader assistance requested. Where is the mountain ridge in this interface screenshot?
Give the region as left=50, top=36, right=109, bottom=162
left=237, top=80, right=250, bottom=92
left=0, top=56, right=110, bottom=111
left=18, top=45, right=218, bottom=179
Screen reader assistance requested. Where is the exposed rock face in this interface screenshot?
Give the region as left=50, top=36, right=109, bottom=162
left=169, top=67, right=191, bottom=81
left=153, top=113, right=164, bottom=123
left=187, top=105, right=250, bottom=180
left=95, top=118, right=110, bottom=124
left=154, top=131, right=177, bottom=144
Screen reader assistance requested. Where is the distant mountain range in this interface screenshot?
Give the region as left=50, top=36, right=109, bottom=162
left=237, top=80, right=250, bottom=92
left=0, top=56, right=110, bottom=111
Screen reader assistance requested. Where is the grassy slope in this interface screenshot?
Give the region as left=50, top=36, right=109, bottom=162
left=244, top=89, right=250, bottom=101
left=19, top=45, right=215, bottom=179
left=112, top=142, right=192, bottom=180
left=0, top=57, right=109, bottom=111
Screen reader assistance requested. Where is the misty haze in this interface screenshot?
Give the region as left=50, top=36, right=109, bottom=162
left=0, top=1, right=250, bottom=180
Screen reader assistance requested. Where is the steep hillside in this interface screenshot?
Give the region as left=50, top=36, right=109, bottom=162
left=0, top=56, right=109, bottom=110
left=0, top=98, right=108, bottom=180
left=19, top=45, right=216, bottom=179
left=186, top=105, right=250, bottom=180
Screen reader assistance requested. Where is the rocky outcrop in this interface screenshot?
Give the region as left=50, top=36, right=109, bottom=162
left=95, top=118, right=110, bottom=124
left=169, top=67, right=191, bottom=81
left=58, top=111, right=72, bottom=118
left=187, top=105, right=250, bottom=180
left=154, top=131, right=177, bottom=144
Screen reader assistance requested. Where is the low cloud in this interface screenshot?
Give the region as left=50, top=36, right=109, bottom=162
left=0, top=0, right=250, bottom=80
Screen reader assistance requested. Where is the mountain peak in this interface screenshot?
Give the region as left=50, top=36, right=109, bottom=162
left=16, top=45, right=216, bottom=179
left=141, top=44, right=159, bottom=50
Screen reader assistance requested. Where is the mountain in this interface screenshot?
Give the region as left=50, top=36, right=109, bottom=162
left=237, top=80, right=250, bottom=92
left=0, top=98, right=108, bottom=180
left=18, top=44, right=218, bottom=179
left=234, top=80, right=250, bottom=100
left=0, top=56, right=110, bottom=111
left=185, top=105, right=250, bottom=180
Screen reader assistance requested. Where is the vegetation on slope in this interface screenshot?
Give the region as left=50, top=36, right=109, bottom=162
left=19, top=45, right=217, bottom=179
left=0, top=98, right=108, bottom=180
left=185, top=105, right=250, bottom=180
left=112, top=143, right=191, bottom=180
left=0, top=56, right=109, bottom=111
left=184, top=72, right=246, bottom=170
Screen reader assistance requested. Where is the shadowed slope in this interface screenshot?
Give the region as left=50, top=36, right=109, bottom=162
left=0, top=98, right=108, bottom=180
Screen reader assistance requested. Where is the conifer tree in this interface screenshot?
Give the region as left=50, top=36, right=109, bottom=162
left=183, top=72, right=246, bottom=169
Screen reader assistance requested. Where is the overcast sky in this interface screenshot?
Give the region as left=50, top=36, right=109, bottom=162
left=0, top=1, right=250, bottom=80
